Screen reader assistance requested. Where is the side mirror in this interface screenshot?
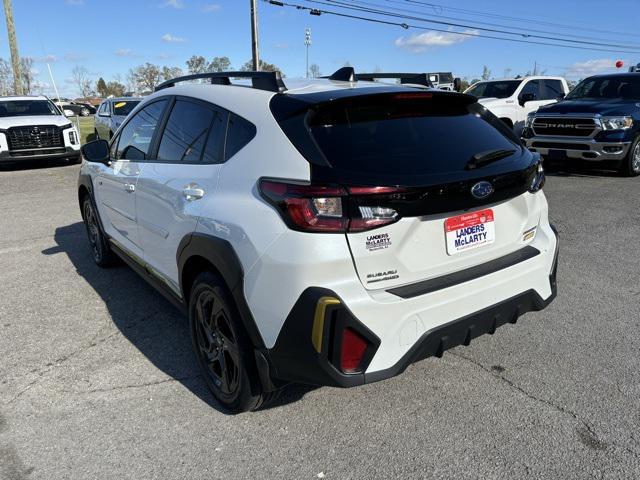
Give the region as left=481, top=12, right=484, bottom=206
left=453, top=77, right=462, bottom=92
left=519, top=92, right=536, bottom=107
left=64, top=109, right=75, bottom=117
left=81, top=139, right=110, bottom=164
left=557, top=92, right=566, bottom=100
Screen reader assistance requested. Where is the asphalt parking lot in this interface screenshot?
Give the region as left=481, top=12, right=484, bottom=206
left=1, top=160, right=639, bottom=480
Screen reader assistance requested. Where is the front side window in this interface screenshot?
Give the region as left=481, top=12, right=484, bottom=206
left=519, top=80, right=540, bottom=99
left=541, top=80, right=564, bottom=100
left=465, top=80, right=522, bottom=99
left=0, top=100, right=59, bottom=117
left=116, top=100, right=167, bottom=160
left=157, top=100, right=216, bottom=163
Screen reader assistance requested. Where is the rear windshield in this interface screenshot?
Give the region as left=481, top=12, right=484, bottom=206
left=307, top=93, right=520, bottom=176
left=113, top=101, right=140, bottom=116
left=465, top=80, right=521, bottom=99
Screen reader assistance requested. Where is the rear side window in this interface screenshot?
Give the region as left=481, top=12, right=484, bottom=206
left=158, top=100, right=215, bottom=163
left=116, top=100, right=167, bottom=160
left=225, top=113, right=256, bottom=161
left=307, top=93, right=520, bottom=176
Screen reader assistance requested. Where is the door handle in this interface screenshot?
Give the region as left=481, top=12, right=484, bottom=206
left=183, top=185, right=205, bottom=201
left=124, top=183, right=135, bottom=193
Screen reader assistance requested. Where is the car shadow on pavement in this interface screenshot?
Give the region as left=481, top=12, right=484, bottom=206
left=0, top=158, right=79, bottom=172
left=544, top=161, right=623, bottom=178
left=43, top=222, right=314, bottom=413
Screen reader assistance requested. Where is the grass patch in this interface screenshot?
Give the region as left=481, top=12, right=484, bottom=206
left=69, top=116, right=95, bottom=145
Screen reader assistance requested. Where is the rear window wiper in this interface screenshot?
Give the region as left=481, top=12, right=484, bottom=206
left=466, top=148, right=516, bottom=170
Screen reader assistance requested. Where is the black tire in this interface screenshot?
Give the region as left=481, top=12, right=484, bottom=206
left=82, top=196, right=117, bottom=267
left=618, top=136, right=640, bottom=177
left=189, top=271, right=276, bottom=413
left=80, top=107, right=90, bottom=117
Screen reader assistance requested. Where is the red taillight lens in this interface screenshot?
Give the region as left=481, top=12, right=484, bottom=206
left=340, top=328, right=368, bottom=373
left=259, top=179, right=403, bottom=233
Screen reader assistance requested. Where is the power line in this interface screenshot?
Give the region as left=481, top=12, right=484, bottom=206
left=311, top=0, right=640, bottom=51
left=344, top=0, right=640, bottom=46
left=264, top=0, right=640, bottom=54
left=399, top=0, right=640, bottom=39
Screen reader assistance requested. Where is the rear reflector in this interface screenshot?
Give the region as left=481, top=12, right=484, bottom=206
left=340, top=328, right=368, bottom=373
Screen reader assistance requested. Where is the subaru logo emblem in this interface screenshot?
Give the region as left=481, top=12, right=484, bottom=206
left=471, top=181, right=494, bottom=200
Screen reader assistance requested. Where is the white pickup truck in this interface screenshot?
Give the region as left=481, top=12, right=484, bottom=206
left=465, top=76, right=570, bottom=134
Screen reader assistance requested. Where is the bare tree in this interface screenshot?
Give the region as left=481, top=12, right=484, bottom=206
left=481, top=65, right=491, bottom=81
left=186, top=55, right=207, bottom=75
left=0, top=58, right=12, bottom=95
left=241, top=59, right=282, bottom=74
left=308, top=63, right=321, bottom=78
left=71, top=65, right=93, bottom=97
left=20, top=57, right=34, bottom=94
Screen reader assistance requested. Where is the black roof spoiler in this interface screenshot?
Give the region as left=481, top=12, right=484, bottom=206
left=154, top=71, right=287, bottom=93
left=324, top=67, right=433, bottom=88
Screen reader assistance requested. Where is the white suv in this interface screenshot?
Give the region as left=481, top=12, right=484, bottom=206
left=0, top=96, right=81, bottom=165
left=465, top=77, right=569, bottom=134
left=78, top=68, right=559, bottom=412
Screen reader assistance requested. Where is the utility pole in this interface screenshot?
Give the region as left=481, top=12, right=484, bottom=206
left=250, top=0, right=260, bottom=71
left=3, top=0, right=23, bottom=95
left=304, top=28, right=312, bottom=78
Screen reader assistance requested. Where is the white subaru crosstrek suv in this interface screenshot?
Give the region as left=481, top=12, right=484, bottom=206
left=0, top=95, right=81, bottom=166
left=78, top=68, right=558, bottom=412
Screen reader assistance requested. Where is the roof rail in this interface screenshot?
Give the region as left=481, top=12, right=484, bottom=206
left=154, top=71, right=287, bottom=93
left=357, top=73, right=433, bottom=88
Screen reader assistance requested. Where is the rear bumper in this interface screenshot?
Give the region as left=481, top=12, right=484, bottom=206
left=0, top=146, right=81, bottom=164
left=267, top=225, right=559, bottom=388
left=524, top=136, right=631, bottom=162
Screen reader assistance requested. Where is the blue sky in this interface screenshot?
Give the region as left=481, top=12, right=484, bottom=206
left=1, top=0, right=639, bottom=97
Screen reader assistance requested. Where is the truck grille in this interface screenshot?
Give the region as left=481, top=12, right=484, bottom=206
left=7, top=125, right=64, bottom=151
left=532, top=117, right=596, bottom=137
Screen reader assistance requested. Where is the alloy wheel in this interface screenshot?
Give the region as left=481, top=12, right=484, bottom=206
left=632, top=142, right=640, bottom=173
left=194, top=290, right=240, bottom=396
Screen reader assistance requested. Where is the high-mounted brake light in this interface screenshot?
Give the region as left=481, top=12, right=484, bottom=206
left=259, top=179, right=403, bottom=233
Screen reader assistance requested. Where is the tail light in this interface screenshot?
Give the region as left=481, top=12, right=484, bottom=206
left=340, top=328, right=368, bottom=373
left=259, top=179, right=403, bottom=233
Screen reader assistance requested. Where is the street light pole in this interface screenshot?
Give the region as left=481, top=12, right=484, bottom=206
left=250, top=0, right=260, bottom=71
left=304, top=27, right=311, bottom=78
left=2, top=0, right=23, bottom=95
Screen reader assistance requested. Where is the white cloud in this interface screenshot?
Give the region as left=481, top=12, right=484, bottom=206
left=161, top=0, right=184, bottom=8
left=564, top=59, right=621, bottom=78
left=202, top=3, right=220, bottom=12
left=114, top=48, right=134, bottom=57
left=395, top=29, right=479, bottom=52
left=65, top=0, right=84, bottom=5
left=65, top=52, right=88, bottom=62
left=161, top=33, right=186, bottom=43
left=34, top=54, right=58, bottom=63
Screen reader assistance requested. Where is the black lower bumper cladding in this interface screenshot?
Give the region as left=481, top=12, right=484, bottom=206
left=268, top=230, right=559, bottom=388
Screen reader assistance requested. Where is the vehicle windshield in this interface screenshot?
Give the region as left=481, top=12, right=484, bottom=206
left=113, top=101, right=140, bottom=116
left=465, top=80, right=522, bottom=99
left=0, top=99, right=60, bottom=117
left=566, top=76, right=640, bottom=100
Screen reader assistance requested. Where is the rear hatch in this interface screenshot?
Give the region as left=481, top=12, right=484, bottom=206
left=270, top=88, right=543, bottom=290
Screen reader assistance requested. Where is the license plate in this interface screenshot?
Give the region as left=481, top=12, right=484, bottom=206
left=445, top=209, right=495, bottom=255
left=547, top=149, right=565, bottom=160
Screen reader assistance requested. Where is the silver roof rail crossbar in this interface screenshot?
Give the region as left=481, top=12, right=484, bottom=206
left=154, top=71, right=287, bottom=93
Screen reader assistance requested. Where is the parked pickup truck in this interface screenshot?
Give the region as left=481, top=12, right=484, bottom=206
left=465, top=76, right=569, bottom=134
left=522, top=72, right=640, bottom=177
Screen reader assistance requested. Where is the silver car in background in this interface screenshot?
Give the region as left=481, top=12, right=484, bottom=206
left=94, top=97, right=141, bottom=140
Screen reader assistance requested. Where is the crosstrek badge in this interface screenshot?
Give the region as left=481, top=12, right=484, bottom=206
left=445, top=209, right=495, bottom=255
